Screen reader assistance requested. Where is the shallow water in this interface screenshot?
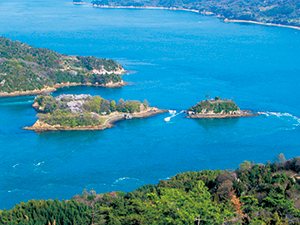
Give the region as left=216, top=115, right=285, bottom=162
left=0, top=0, right=300, bottom=209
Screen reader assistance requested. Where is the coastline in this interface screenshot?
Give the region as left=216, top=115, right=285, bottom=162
left=0, top=80, right=129, bottom=98
left=91, top=4, right=199, bottom=13
left=186, top=110, right=261, bottom=119
left=23, top=107, right=168, bottom=132
left=224, top=18, right=300, bottom=31
left=0, top=68, right=129, bottom=98
left=92, top=4, right=300, bottom=31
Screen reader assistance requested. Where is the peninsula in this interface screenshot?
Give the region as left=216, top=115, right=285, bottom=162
left=24, top=94, right=167, bottom=131
left=0, top=36, right=127, bottom=98
left=186, top=96, right=260, bottom=118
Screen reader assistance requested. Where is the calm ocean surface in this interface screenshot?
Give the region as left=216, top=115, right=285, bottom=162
left=0, top=0, right=300, bottom=210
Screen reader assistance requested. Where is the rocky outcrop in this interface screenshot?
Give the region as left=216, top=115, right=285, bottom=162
left=24, top=120, right=106, bottom=131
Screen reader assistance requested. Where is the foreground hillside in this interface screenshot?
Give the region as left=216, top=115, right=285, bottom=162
left=1, top=154, right=300, bottom=224
left=91, top=0, right=300, bottom=27
left=0, top=37, right=125, bottom=96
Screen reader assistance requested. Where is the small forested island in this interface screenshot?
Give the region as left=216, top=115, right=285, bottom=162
left=73, top=0, right=86, bottom=4
left=186, top=96, right=260, bottom=118
left=1, top=154, right=300, bottom=224
left=0, top=36, right=126, bottom=97
left=91, top=0, right=300, bottom=28
left=24, top=94, right=167, bottom=131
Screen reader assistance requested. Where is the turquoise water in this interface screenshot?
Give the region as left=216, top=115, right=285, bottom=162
left=1, top=0, right=300, bottom=210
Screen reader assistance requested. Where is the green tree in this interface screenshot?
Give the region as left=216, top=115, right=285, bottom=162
left=110, top=100, right=116, bottom=112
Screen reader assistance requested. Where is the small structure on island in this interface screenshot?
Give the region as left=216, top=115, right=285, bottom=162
left=124, top=114, right=133, bottom=119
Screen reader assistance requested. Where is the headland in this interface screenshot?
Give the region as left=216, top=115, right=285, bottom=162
left=0, top=36, right=127, bottom=98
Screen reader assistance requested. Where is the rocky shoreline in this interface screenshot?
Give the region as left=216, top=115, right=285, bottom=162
left=186, top=110, right=261, bottom=119
left=23, top=107, right=167, bottom=132
left=0, top=80, right=129, bottom=98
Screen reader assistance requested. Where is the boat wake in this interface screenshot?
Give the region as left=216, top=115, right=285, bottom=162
left=114, top=177, right=141, bottom=184
left=164, top=110, right=184, bottom=122
left=261, top=112, right=300, bottom=127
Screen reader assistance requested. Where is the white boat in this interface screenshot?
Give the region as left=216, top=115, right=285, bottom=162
left=164, top=117, right=171, bottom=122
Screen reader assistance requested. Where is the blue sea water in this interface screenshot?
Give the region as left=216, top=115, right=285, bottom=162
left=0, top=0, right=300, bottom=210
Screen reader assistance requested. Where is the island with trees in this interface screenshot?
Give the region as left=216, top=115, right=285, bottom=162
left=24, top=94, right=167, bottom=131
left=73, top=0, right=86, bottom=4
left=186, top=96, right=260, bottom=118
left=91, top=0, right=300, bottom=29
left=0, top=36, right=127, bottom=98
left=2, top=154, right=300, bottom=224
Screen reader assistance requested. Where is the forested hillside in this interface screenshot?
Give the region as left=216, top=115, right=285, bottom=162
left=0, top=37, right=123, bottom=94
left=2, top=154, right=300, bottom=224
left=92, top=0, right=300, bottom=27
left=188, top=97, right=240, bottom=114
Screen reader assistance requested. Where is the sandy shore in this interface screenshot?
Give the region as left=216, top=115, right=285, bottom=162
left=23, top=107, right=168, bottom=132
left=0, top=80, right=129, bottom=98
left=186, top=110, right=261, bottom=119
left=92, top=4, right=199, bottom=13
left=224, top=19, right=300, bottom=31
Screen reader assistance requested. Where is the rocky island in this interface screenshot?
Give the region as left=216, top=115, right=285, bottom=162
left=24, top=94, right=167, bottom=131
left=186, top=96, right=260, bottom=119
left=0, top=36, right=127, bottom=98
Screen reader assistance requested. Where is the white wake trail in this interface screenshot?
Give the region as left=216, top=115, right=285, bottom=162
left=164, top=110, right=184, bottom=122
left=261, top=111, right=300, bottom=127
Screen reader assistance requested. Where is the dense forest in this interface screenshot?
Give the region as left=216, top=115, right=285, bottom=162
left=32, top=94, right=149, bottom=127
left=2, top=154, right=300, bottom=224
left=0, top=37, right=123, bottom=93
left=91, top=0, right=300, bottom=27
left=188, top=97, right=240, bottom=114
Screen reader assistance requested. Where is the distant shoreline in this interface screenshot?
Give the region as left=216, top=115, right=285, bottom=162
left=92, top=4, right=300, bottom=31
left=91, top=4, right=199, bottom=13
left=24, top=108, right=168, bottom=132
left=224, top=18, right=300, bottom=31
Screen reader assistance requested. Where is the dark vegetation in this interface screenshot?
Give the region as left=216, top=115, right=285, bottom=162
left=189, top=97, right=240, bottom=114
left=91, top=0, right=300, bottom=27
left=2, top=154, right=300, bottom=224
left=34, top=94, right=149, bottom=127
left=0, top=37, right=123, bottom=93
